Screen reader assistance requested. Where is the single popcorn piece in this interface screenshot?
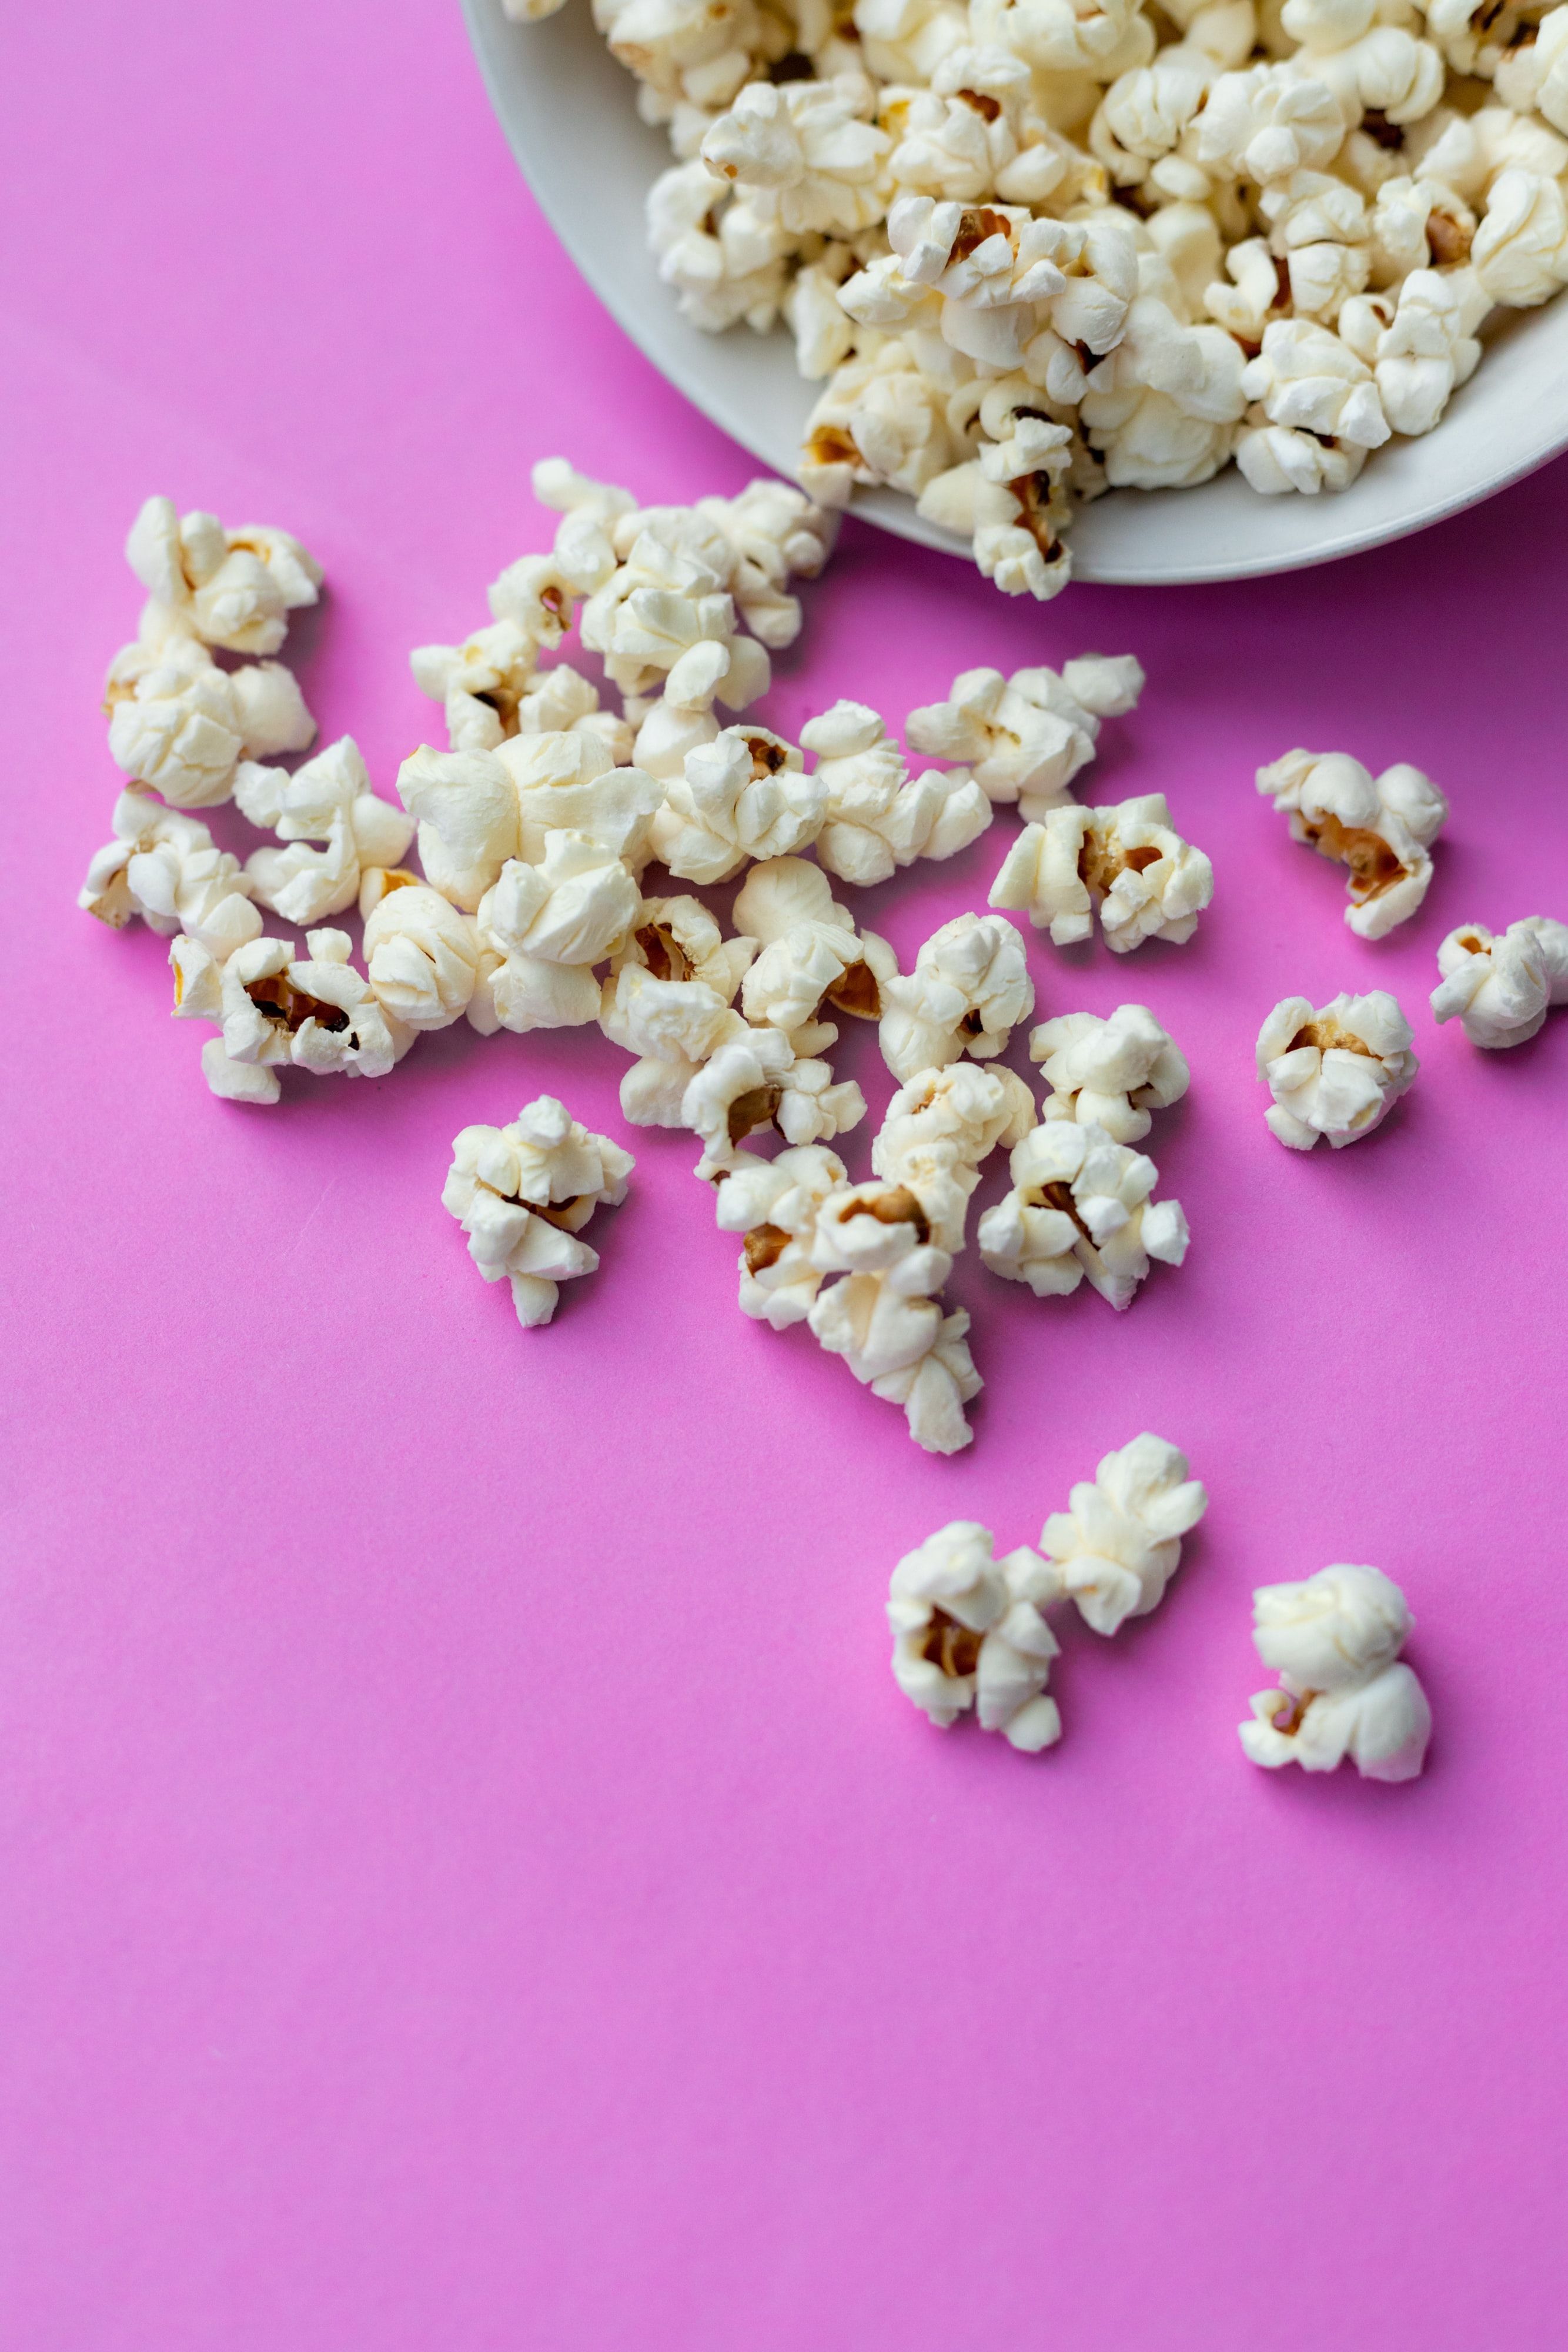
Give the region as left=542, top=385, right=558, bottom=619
left=651, top=724, right=828, bottom=883
left=170, top=927, right=413, bottom=1104
left=713, top=1141, right=850, bottom=1326
left=105, top=624, right=316, bottom=810
left=79, top=786, right=261, bottom=959
left=601, top=893, right=755, bottom=1122
left=978, top=1121, right=1189, bottom=1309
left=125, top=496, right=322, bottom=656
left=1256, top=990, right=1418, bottom=1150
left=887, top=1522, right=1066, bottom=1752
left=1030, top=1004, right=1189, bottom=1143
left=1039, top=1432, right=1208, bottom=1636
left=905, top=654, right=1144, bottom=818
left=807, top=1177, right=982, bottom=1454
left=361, top=880, right=485, bottom=1033
left=1256, top=748, right=1447, bottom=938
left=990, top=792, right=1213, bottom=951
left=874, top=1061, right=1037, bottom=1193
left=734, top=854, right=897, bottom=1053
left=878, top=911, right=1035, bottom=1082
left=471, top=836, right=641, bottom=1035
left=799, top=701, right=992, bottom=886
left=442, top=1096, right=634, bottom=1329
left=238, top=736, right=416, bottom=926
left=1430, top=917, right=1568, bottom=1048
left=396, top=736, right=661, bottom=911
left=1239, top=1563, right=1432, bottom=1783
left=683, top=1027, right=866, bottom=1179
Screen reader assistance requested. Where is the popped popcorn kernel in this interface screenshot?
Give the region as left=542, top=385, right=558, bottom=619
left=1040, top=1431, right=1208, bottom=1635
left=1256, top=988, right=1417, bottom=1147
left=878, top=910, right=1035, bottom=1081
left=978, top=1120, right=1189, bottom=1307
left=888, top=1522, right=1065, bottom=1749
left=1257, top=747, right=1447, bottom=937
left=1430, top=917, right=1568, bottom=1048
left=442, top=1097, right=634, bottom=1328
left=1030, top=1003, right=1189, bottom=1143
left=990, top=791, right=1212, bottom=950
left=1239, top=1563, right=1432, bottom=1782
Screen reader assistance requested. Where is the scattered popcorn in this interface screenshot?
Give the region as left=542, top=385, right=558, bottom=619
left=361, top=880, right=486, bottom=1033
left=601, top=893, right=755, bottom=1122
left=683, top=1027, right=866, bottom=1179
left=1430, top=916, right=1568, bottom=1047
left=395, top=737, right=661, bottom=910
left=1030, top=1004, right=1189, bottom=1144
left=239, top=736, right=416, bottom=926
left=125, top=496, right=322, bottom=656
left=878, top=911, right=1035, bottom=1081
left=978, top=1121, right=1189, bottom=1308
left=1256, top=990, right=1418, bottom=1149
left=735, top=854, right=897, bottom=1053
left=79, top=786, right=261, bottom=958
left=1238, top=1563, right=1432, bottom=1782
left=1257, top=748, right=1447, bottom=938
left=990, top=791, right=1213, bottom=951
left=887, top=1521, right=1065, bottom=1750
left=800, top=701, right=992, bottom=886
left=105, top=623, right=316, bottom=809
left=171, top=927, right=412, bottom=1103
left=1039, top=1432, right=1208, bottom=1636
left=714, top=1141, right=850, bottom=1325
left=442, top=1095, right=634, bottom=1327
left=905, top=653, right=1144, bottom=818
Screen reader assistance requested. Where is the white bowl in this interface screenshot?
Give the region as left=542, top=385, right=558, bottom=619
left=464, top=0, right=1568, bottom=584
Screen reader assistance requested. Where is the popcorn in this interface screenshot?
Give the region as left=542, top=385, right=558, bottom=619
left=1078, top=296, right=1248, bottom=490
left=1239, top=319, right=1391, bottom=452
left=734, top=854, right=897, bottom=1053
left=105, top=626, right=316, bottom=809
left=878, top=911, right=1035, bottom=1081
left=1472, top=168, right=1568, bottom=308
left=651, top=724, right=827, bottom=881
left=239, top=736, right=417, bottom=926
left=601, top=893, right=755, bottom=1120
left=873, top=1061, right=1037, bottom=1191
left=125, top=497, right=322, bottom=656
left=905, top=652, right=1144, bottom=816
left=887, top=1522, right=1065, bottom=1750
left=990, top=792, right=1213, bottom=951
left=797, top=700, right=992, bottom=884
left=1255, top=990, right=1418, bottom=1148
left=1256, top=747, right=1447, bottom=937
left=978, top=1121, right=1189, bottom=1308
left=1039, top=1432, right=1208, bottom=1635
left=1430, top=917, right=1568, bottom=1048
left=683, top=1027, right=865, bottom=1178
left=714, top=1141, right=850, bottom=1324
left=1495, top=8, right=1568, bottom=138
left=172, top=927, right=412, bottom=1103
left=1337, top=270, right=1482, bottom=438
left=1029, top=1003, right=1189, bottom=1143
left=807, top=1178, right=982, bottom=1453
left=473, top=835, right=641, bottom=1033
left=1238, top=1563, right=1432, bottom=1782
left=79, top=786, right=261, bottom=959
left=396, top=737, right=660, bottom=910
left=801, top=346, right=958, bottom=507
left=1193, top=64, right=1348, bottom=186
left=361, top=881, right=484, bottom=1033
left=700, top=76, right=892, bottom=237
left=442, top=1096, right=634, bottom=1328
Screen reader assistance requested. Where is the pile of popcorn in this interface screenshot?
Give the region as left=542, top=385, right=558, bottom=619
left=506, top=0, right=1568, bottom=600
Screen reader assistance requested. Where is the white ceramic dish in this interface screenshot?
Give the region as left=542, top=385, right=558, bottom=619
left=465, top=0, right=1568, bottom=584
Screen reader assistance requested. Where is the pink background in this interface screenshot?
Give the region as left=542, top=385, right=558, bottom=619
left=4, top=5, right=1568, bottom=2346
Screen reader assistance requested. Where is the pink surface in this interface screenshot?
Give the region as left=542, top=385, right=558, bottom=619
left=4, top=6, right=1568, bottom=2346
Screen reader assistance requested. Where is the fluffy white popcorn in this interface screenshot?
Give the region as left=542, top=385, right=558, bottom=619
left=1193, top=63, right=1348, bottom=185
left=878, top=911, right=1035, bottom=1081
left=905, top=652, right=1144, bottom=816
left=125, top=497, right=322, bottom=655
left=1430, top=917, right=1568, bottom=1048
left=1472, top=169, right=1568, bottom=308
left=714, top=1141, right=850, bottom=1325
left=1495, top=8, right=1568, bottom=136
left=171, top=927, right=413, bottom=1103
left=701, top=76, right=891, bottom=236
left=734, top=854, right=897, bottom=1053
left=410, top=618, right=542, bottom=752
left=807, top=1178, right=982, bottom=1453
left=238, top=736, right=416, bottom=926
left=601, top=893, right=755, bottom=1121
left=1235, top=414, right=1370, bottom=496
left=472, top=835, right=641, bottom=1034
left=873, top=1061, right=1037, bottom=1192
left=801, top=345, right=959, bottom=507
left=104, top=626, right=316, bottom=809
left=1256, top=990, right=1418, bottom=1149
left=797, top=699, right=992, bottom=884
left=395, top=736, right=660, bottom=910
left=79, top=786, right=261, bottom=959
left=683, top=1025, right=866, bottom=1178
left=696, top=477, right=838, bottom=643
left=1039, top=1432, right=1208, bottom=1636
left=647, top=161, right=794, bottom=333
left=1256, top=747, right=1447, bottom=937
left=1030, top=1003, right=1189, bottom=1142
left=1078, top=296, right=1248, bottom=490
left=1337, top=270, right=1482, bottom=438
left=990, top=791, right=1213, bottom=951
left=888, top=1522, right=1065, bottom=1750
left=442, top=1096, right=634, bottom=1328
left=651, top=724, right=827, bottom=881
left=361, top=881, right=484, bottom=1033
left=915, top=422, right=1078, bottom=600
left=1240, top=319, right=1391, bottom=452
left=978, top=1121, right=1189, bottom=1308
left=1239, top=1563, right=1432, bottom=1782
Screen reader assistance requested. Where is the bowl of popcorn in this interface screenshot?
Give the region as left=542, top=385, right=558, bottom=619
left=466, top=0, right=1568, bottom=593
